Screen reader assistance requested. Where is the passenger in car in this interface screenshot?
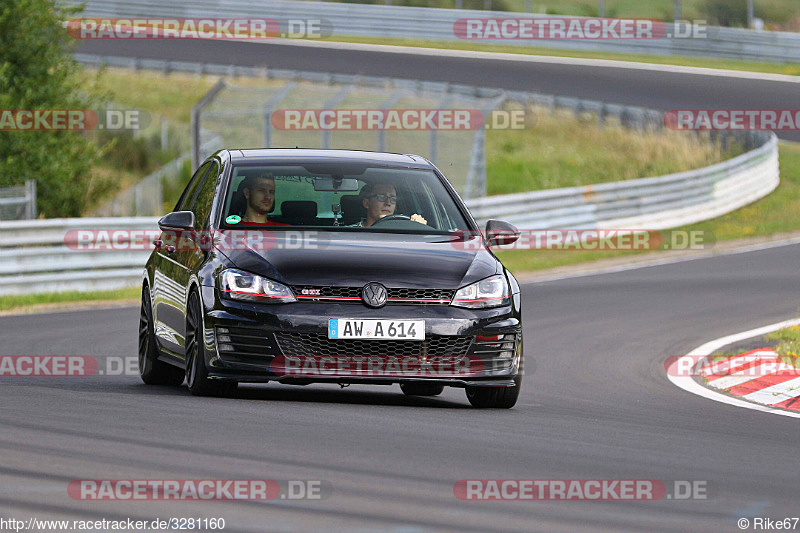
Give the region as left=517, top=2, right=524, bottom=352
left=354, top=182, right=427, bottom=227
left=239, top=173, right=288, bottom=226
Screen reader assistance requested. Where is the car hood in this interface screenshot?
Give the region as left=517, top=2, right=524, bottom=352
left=215, top=231, right=498, bottom=289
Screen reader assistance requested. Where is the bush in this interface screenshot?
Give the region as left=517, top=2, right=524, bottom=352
left=0, top=0, right=107, bottom=217
left=700, top=0, right=748, bottom=26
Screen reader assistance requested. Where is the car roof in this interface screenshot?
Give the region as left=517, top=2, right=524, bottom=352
left=227, top=149, right=433, bottom=168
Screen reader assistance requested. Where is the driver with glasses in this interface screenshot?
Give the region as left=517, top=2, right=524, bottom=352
left=353, top=182, right=427, bottom=227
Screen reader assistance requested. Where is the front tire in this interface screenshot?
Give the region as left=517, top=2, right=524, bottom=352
left=465, top=374, right=522, bottom=408
left=139, top=287, right=185, bottom=386
left=185, top=290, right=237, bottom=397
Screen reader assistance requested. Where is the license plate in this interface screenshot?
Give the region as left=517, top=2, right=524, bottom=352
left=328, top=319, right=425, bottom=340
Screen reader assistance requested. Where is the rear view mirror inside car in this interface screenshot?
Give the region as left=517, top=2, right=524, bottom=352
left=313, top=176, right=360, bottom=192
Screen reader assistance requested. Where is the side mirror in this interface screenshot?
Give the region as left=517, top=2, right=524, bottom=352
left=158, top=211, right=195, bottom=231
left=485, top=219, right=519, bottom=247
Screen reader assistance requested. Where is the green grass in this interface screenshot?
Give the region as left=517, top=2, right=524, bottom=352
left=761, top=325, right=800, bottom=366
left=312, top=0, right=799, bottom=27
left=82, top=68, right=220, bottom=124
left=766, top=325, right=800, bottom=343
left=486, top=107, right=731, bottom=194
left=503, top=0, right=797, bottom=25
left=494, top=141, right=800, bottom=273
left=322, top=35, right=800, bottom=76
left=0, top=287, right=140, bottom=313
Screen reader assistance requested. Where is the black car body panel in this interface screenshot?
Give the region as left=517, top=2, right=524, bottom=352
left=142, top=149, right=524, bottom=405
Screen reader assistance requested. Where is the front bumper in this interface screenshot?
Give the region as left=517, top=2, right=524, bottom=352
left=199, top=284, right=524, bottom=387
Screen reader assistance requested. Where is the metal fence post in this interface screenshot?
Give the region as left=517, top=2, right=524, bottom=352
left=377, top=88, right=407, bottom=152
left=321, top=85, right=354, bottom=149
left=191, top=79, right=227, bottom=170
left=25, top=180, right=37, bottom=219
left=161, top=117, right=168, bottom=151
left=262, top=81, right=298, bottom=148
left=430, top=91, right=455, bottom=165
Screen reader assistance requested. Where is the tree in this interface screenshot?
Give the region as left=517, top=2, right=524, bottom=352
left=0, top=0, right=107, bottom=217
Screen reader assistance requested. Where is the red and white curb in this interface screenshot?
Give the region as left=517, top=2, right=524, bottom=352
left=668, top=318, right=800, bottom=419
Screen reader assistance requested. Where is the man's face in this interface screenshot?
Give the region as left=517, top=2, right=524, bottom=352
left=244, top=177, right=275, bottom=215
left=363, top=184, right=397, bottom=222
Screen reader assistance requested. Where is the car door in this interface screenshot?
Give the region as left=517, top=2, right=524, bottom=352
left=153, top=161, right=212, bottom=356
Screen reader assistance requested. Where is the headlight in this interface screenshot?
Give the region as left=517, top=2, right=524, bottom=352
left=219, top=268, right=296, bottom=303
left=451, top=275, right=509, bottom=309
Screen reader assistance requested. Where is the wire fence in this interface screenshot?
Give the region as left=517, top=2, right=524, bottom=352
left=76, top=53, right=769, bottom=215
left=0, top=181, right=37, bottom=221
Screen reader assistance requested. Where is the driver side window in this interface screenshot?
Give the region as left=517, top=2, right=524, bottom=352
left=176, top=161, right=212, bottom=212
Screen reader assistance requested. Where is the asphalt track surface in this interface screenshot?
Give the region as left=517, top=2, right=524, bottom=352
left=76, top=39, right=800, bottom=142
left=2, top=243, right=800, bottom=531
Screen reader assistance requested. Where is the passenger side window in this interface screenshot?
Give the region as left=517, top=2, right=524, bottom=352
left=190, top=162, right=220, bottom=230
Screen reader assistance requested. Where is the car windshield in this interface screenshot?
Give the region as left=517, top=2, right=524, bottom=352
left=220, top=164, right=471, bottom=233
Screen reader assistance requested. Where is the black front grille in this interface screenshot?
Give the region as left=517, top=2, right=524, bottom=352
left=388, top=288, right=454, bottom=301
left=292, top=286, right=454, bottom=304
left=216, top=326, right=280, bottom=364
left=274, top=332, right=472, bottom=357
left=472, top=333, right=519, bottom=372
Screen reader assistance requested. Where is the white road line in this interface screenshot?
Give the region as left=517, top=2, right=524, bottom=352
left=667, top=318, right=800, bottom=419
left=743, top=376, right=800, bottom=405
left=248, top=38, right=800, bottom=84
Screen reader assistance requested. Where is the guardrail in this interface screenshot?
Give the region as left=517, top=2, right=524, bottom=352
left=0, top=129, right=778, bottom=296
left=60, top=0, right=800, bottom=63
left=465, top=132, right=778, bottom=229
left=0, top=217, right=157, bottom=295
left=0, top=181, right=37, bottom=221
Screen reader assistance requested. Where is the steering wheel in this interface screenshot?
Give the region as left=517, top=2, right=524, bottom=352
left=372, top=214, right=412, bottom=224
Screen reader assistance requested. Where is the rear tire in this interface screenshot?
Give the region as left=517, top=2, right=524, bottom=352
left=185, top=290, right=237, bottom=397
left=400, top=382, right=445, bottom=397
left=139, top=287, right=185, bottom=386
left=465, top=374, right=521, bottom=409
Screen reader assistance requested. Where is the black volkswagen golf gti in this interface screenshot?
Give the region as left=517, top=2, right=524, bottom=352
left=140, top=149, right=524, bottom=408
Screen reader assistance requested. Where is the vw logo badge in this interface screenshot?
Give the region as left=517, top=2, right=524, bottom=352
left=362, top=282, right=388, bottom=308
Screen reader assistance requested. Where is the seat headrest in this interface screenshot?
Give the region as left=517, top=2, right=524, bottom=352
left=340, top=195, right=364, bottom=224
left=281, top=200, right=317, bottom=219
